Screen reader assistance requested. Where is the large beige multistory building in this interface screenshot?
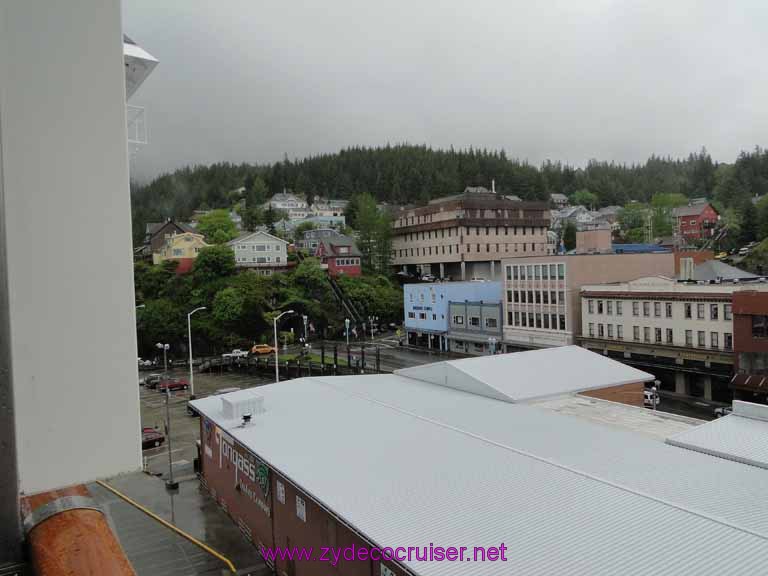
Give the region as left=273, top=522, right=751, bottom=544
left=391, top=188, right=551, bottom=281
left=501, top=252, right=675, bottom=351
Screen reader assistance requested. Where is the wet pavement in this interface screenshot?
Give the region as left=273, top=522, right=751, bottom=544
left=90, top=471, right=271, bottom=576
left=129, top=370, right=275, bottom=575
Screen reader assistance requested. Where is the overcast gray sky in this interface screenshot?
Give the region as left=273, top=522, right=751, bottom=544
left=123, top=0, right=768, bottom=181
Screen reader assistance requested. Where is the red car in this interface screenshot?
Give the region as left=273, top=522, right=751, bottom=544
left=142, top=427, right=165, bottom=450
left=157, top=378, right=189, bottom=392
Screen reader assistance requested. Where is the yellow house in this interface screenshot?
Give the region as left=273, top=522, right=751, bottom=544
left=152, top=232, right=211, bottom=265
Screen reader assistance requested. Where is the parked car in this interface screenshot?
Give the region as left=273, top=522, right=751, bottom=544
left=223, top=349, right=249, bottom=359
left=643, top=389, right=660, bottom=407
left=157, top=378, right=189, bottom=392
left=144, top=373, right=163, bottom=389
left=251, top=344, right=275, bottom=355
left=420, top=274, right=436, bottom=282
left=141, top=427, right=165, bottom=450
left=714, top=406, right=733, bottom=418
left=715, top=251, right=728, bottom=260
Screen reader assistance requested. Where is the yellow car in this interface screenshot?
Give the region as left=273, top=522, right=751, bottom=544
left=715, top=252, right=728, bottom=260
left=251, top=343, right=276, bottom=355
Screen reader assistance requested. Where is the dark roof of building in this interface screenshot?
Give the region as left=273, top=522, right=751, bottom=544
left=145, top=220, right=195, bottom=237
left=693, top=260, right=759, bottom=282
left=673, top=203, right=715, bottom=218
left=317, top=235, right=361, bottom=257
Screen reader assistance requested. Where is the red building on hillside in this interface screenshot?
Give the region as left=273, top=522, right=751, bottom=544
left=672, top=202, right=719, bottom=241
left=314, top=234, right=362, bottom=277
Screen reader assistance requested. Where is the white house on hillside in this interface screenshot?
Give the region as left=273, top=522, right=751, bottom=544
left=227, top=231, right=290, bottom=275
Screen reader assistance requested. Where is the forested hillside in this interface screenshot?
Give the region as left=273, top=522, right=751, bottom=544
left=131, top=144, right=768, bottom=244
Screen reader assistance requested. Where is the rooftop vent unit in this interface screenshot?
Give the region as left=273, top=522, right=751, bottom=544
left=222, top=395, right=265, bottom=421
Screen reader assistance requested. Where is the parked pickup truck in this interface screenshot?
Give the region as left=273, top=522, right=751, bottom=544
left=222, top=349, right=249, bottom=359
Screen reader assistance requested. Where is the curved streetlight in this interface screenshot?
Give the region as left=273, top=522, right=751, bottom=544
left=187, top=307, right=207, bottom=397
left=273, top=310, right=295, bottom=383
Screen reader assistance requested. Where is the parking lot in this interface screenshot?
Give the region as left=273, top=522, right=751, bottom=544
left=140, top=369, right=273, bottom=478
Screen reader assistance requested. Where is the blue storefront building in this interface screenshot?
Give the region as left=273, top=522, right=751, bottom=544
left=403, top=280, right=502, bottom=351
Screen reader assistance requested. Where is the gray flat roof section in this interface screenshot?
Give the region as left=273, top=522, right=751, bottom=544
left=193, top=368, right=768, bottom=576
left=667, top=400, right=768, bottom=469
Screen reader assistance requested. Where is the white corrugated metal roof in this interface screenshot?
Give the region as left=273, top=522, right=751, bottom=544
left=193, top=364, right=768, bottom=575
left=667, top=400, right=768, bottom=469
left=395, top=345, right=654, bottom=402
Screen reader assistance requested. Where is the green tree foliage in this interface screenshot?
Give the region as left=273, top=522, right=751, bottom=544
left=650, top=193, right=687, bottom=237
left=336, top=274, right=403, bottom=323
left=241, top=206, right=265, bottom=231
left=136, top=299, right=185, bottom=357
left=570, top=189, right=598, bottom=208
left=349, top=193, right=392, bottom=272
left=562, top=221, right=577, bottom=250
left=193, top=245, right=236, bottom=284
left=293, top=220, right=317, bottom=241
left=196, top=209, right=238, bottom=242
left=741, top=201, right=758, bottom=244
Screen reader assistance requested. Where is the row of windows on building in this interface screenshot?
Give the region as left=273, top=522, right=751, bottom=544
left=452, top=315, right=498, bottom=328
left=507, top=289, right=565, bottom=306
left=397, top=242, right=542, bottom=258
left=235, top=243, right=283, bottom=252
left=397, top=209, right=537, bottom=227
left=507, top=311, right=567, bottom=331
left=400, top=226, right=545, bottom=242
left=334, top=257, right=359, bottom=266
left=408, top=311, right=439, bottom=321
left=236, top=256, right=282, bottom=264
left=586, top=299, right=733, bottom=321
left=587, top=323, right=733, bottom=350
left=171, top=247, right=201, bottom=257
left=506, top=263, right=566, bottom=281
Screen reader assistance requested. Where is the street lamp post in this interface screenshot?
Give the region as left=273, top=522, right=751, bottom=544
left=155, top=342, right=176, bottom=491
left=156, top=342, right=169, bottom=377
left=274, top=310, right=295, bottom=383
left=187, top=307, right=207, bottom=398
left=345, top=318, right=350, bottom=346
left=163, top=388, right=178, bottom=490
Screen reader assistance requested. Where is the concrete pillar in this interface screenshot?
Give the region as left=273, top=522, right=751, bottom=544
left=675, top=372, right=687, bottom=395
left=461, top=261, right=466, bottom=280
left=402, top=265, right=407, bottom=273
left=427, top=334, right=432, bottom=349
left=0, top=0, right=142, bottom=555
left=490, top=260, right=496, bottom=279
left=703, top=375, right=713, bottom=401
left=439, top=262, right=445, bottom=279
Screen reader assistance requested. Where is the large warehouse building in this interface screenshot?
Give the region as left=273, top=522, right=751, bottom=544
left=191, top=346, right=768, bottom=575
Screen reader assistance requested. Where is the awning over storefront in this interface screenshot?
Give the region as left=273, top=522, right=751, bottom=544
left=730, top=373, right=768, bottom=393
